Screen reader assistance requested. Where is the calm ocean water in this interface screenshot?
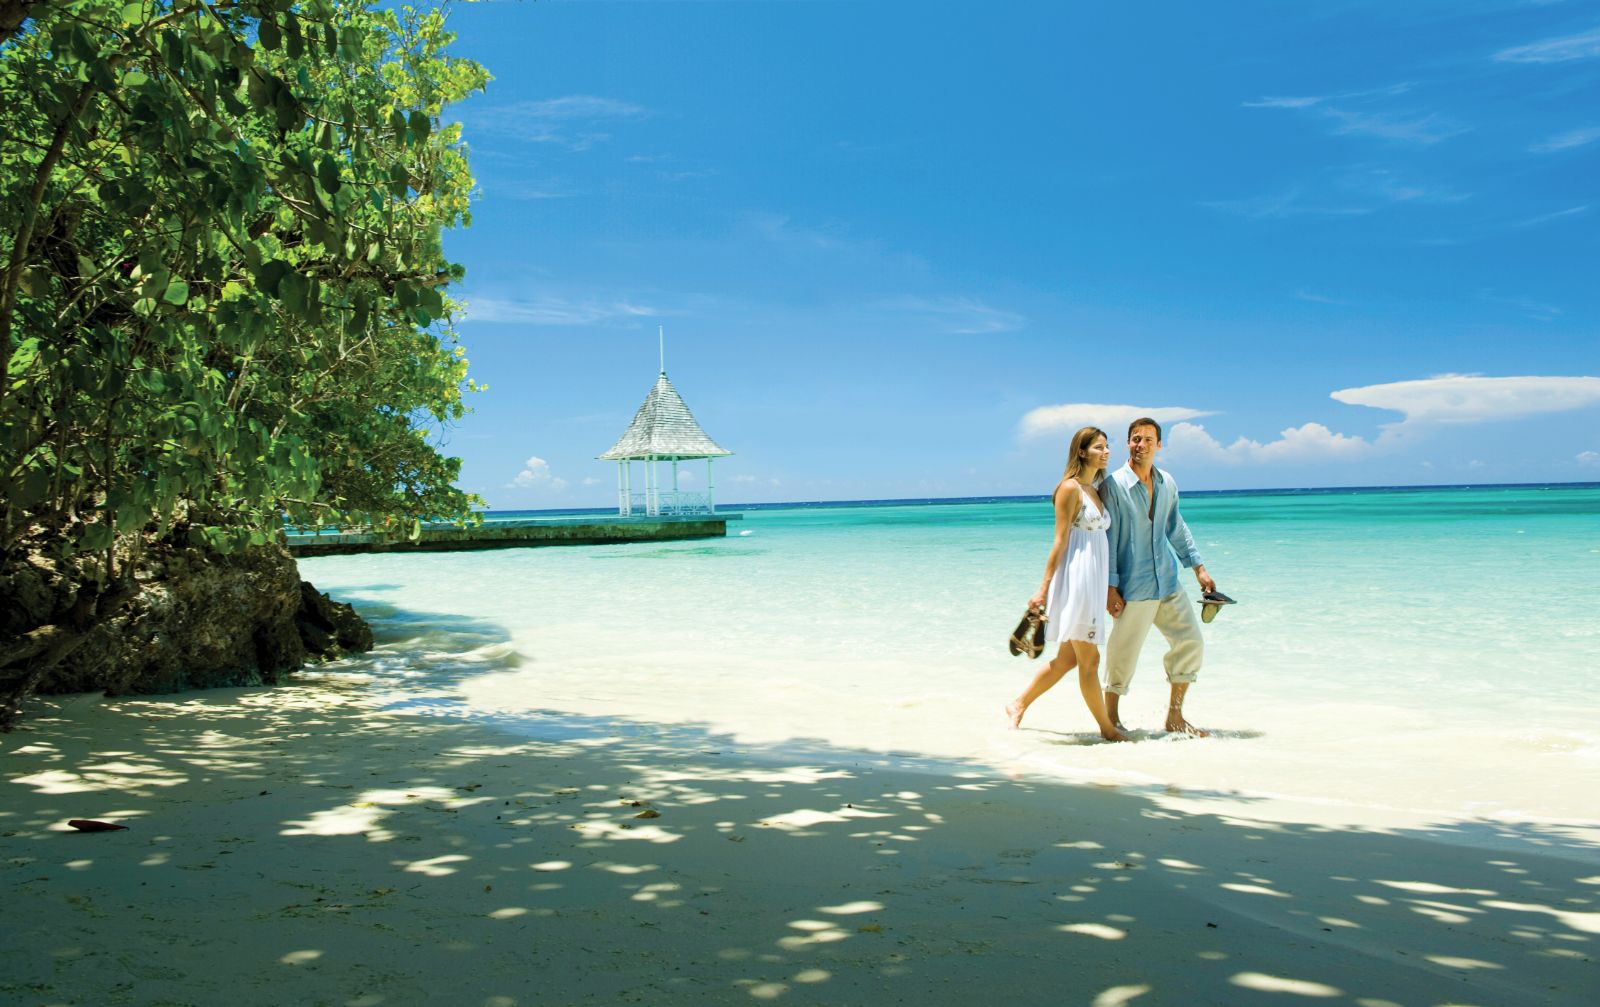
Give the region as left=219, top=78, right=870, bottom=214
left=298, top=484, right=1600, bottom=831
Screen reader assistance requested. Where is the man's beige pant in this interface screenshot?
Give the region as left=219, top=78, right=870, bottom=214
left=1104, top=591, right=1203, bottom=696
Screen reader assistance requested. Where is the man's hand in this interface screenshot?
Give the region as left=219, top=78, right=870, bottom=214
left=1194, top=565, right=1216, bottom=594
left=1106, top=586, right=1125, bottom=617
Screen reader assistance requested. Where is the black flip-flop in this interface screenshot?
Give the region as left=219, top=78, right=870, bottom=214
left=1198, top=590, right=1236, bottom=624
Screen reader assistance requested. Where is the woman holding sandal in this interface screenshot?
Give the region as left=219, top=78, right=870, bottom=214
left=1005, top=426, right=1127, bottom=741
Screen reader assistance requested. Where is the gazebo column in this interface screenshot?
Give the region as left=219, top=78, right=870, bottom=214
left=707, top=458, right=715, bottom=514
left=671, top=459, right=679, bottom=514
left=616, top=461, right=627, bottom=516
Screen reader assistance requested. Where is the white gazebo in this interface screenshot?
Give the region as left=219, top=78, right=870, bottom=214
left=598, top=370, right=732, bottom=517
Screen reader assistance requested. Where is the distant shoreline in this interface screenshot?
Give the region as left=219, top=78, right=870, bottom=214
left=484, top=480, right=1600, bottom=518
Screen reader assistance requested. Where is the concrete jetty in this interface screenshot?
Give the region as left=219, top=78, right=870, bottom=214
left=285, top=513, right=738, bottom=557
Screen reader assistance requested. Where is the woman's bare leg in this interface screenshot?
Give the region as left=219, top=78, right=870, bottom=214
left=1006, top=645, right=1076, bottom=729
left=1072, top=640, right=1128, bottom=741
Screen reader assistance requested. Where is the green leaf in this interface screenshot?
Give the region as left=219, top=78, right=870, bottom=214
left=227, top=40, right=254, bottom=71
left=254, top=258, right=290, bottom=294
left=163, top=279, right=191, bottom=305
left=80, top=523, right=115, bottom=552
left=19, top=266, right=50, bottom=297
left=409, top=110, right=431, bottom=142
left=70, top=26, right=97, bottom=63
left=117, top=505, right=148, bottom=532
left=318, top=155, right=342, bottom=194
left=259, top=20, right=282, bottom=51
left=8, top=337, right=40, bottom=375
left=11, top=466, right=51, bottom=510
left=279, top=271, right=308, bottom=314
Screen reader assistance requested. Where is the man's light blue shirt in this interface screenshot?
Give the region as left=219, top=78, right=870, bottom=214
left=1104, top=464, right=1204, bottom=603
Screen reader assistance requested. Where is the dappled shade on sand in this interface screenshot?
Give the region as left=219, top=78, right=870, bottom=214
left=3, top=684, right=1596, bottom=1006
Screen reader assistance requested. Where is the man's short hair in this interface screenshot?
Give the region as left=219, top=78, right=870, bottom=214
left=1128, top=417, right=1162, bottom=441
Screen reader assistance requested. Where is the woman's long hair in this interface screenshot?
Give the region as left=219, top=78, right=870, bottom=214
left=1062, top=426, right=1108, bottom=484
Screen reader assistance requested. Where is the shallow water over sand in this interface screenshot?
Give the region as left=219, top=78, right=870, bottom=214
left=298, top=485, right=1600, bottom=833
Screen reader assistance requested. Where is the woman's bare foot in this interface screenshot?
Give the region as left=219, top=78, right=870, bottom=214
left=1099, top=725, right=1130, bottom=742
left=1005, top=700, right=1026, bottom=730
left=1164, top=715, right=1208, bottom=738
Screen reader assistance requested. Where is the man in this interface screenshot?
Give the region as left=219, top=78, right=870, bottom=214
left=1103, top=417, right=1216, bottom=736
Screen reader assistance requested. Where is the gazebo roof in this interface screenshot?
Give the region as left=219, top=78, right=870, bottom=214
left=598, top=371, right=732, bottom=460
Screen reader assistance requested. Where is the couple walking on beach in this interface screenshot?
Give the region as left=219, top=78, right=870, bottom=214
left=1006, top=418, right=1218, bottom=742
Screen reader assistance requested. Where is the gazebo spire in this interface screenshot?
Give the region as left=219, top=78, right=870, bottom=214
left=598, top=349, right=731, bottom=517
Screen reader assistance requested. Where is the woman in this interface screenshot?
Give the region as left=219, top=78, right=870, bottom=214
left=1005, top=426, right=1127, bottom=741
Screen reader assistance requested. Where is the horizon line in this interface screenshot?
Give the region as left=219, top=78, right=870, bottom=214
left=484, top=479, right=1599, bottom=514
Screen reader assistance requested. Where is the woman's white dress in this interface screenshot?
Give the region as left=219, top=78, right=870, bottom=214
left=1044, top=487, right=1111, bottom=646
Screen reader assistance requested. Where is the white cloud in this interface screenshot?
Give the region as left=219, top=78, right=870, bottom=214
left=1242, top=95, right=1326, bottom=109
left=1025, top=377, right=1600, bottom=472
left=1529, top=125, right=1600, bottom=153
left=1294, top=289, right=1348, bottom=305
left=1203, top=188, right=1374, bottom=220
left=884, top=295, right=1026, bottom=334
left=1478, top=291, right=1561, bottom=322
left=1513, top=205, right=1589, bottom=227
left=1321, top=108, right=1470, bottom=145
left=1165, top=421, right=1372, bottom=465
left=1493, top=27, right=1600, bottom=64
left=1331, top=374, right=1600, bottom=426
left=485, top=178, right=575, bottom=201
left=470, top=95, right=647, bottom=151
left=1241, top=82, right=1412, bottom=110
left=510, top=456, right=568, bottom=492
left=467, top=296, right=664, bottom=327
left=1020, top=404, right=1214, bottom=440
left=1242, top=82, right=1466, bottom=145
left=1203, top=167, right=1462, bottom=221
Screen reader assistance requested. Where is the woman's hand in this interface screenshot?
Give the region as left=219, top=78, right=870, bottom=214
left=1028, top=589, right=1047, bottom=612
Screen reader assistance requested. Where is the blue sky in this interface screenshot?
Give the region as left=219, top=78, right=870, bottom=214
left=435, top=0, right=1600, bottom=507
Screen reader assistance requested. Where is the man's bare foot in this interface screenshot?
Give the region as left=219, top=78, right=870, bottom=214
left=1164, top=716, right=1208, bottom=738
left=1004, top=700, right=1025, bottom=730
left=1112, top=720, right=1128, bottom=734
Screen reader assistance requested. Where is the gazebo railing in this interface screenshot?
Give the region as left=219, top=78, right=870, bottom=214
left=659, top=491, right=712, bottom=515
left=622, top=490, right=714, bottom=517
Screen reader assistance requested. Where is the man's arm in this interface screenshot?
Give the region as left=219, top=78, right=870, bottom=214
left=1164, top=477, right=1216, bottom=593
left=1103, top=478, right=1126, bottom=615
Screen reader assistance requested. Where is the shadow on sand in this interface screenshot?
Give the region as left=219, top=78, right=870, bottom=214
left=2, top=602, right=1594, bottom=1006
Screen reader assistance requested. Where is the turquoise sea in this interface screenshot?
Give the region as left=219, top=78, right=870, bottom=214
left=298, top=484, right=1600, bottom=833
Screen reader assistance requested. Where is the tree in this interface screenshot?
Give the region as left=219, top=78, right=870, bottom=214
left=0, top=0, right=489, bottom=722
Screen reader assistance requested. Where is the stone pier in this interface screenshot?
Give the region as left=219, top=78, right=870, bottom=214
left=285, top=514, right=736, bottom=557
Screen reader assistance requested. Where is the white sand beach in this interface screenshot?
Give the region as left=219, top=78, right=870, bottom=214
left=4, top=680, right=1595, bottom=1007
